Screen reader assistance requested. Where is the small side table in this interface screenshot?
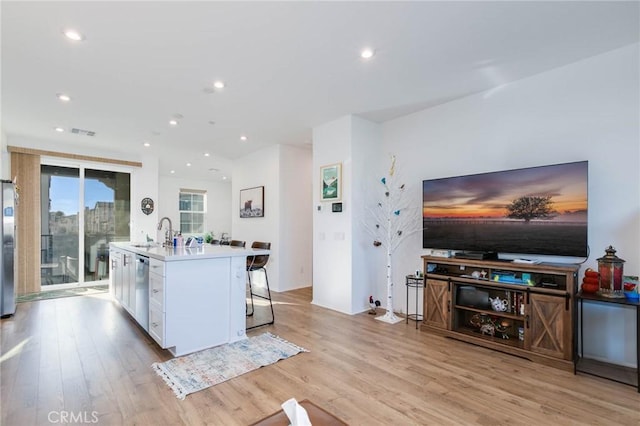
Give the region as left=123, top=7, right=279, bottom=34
left=406, top=275, right=424, bottom=329
left=575, top=291, right=639, bottom=392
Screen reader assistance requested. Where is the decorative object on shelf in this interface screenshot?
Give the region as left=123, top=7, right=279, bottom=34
left=239, top=186, right=264, bottom=218
left=320, top=163, right=342, bottom=202
left=581, top=268, right=600, bottom=293
left=141, top=197, right=154, bottom=215
left=489, top=296, right=509, bottom=312
left=623, top=275, right=639, bottom=299
left=597, top=246, right=625, bottom=298
left=469, top=313, right=510, bottom=339
left=495, top=319, right=512, bottom=339
left=364, top=155, right=421, bottom=324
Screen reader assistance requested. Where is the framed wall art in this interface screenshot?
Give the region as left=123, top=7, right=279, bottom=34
left=240, top=186, right=264, bottom=218
left=320, top=163, right=342, bottom=202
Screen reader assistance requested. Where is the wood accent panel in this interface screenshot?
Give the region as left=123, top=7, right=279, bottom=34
left=529, top=292, right=572, bottom=360
left=11, top=152, right=41, bottom=295
left=1, top=288, right=639, bottom=425
left=424, top=278, right=449, bottom=329
left=7, top=145, right=142, bottom=168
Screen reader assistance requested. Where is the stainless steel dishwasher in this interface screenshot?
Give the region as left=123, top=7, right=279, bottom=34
left=135, top=255, right=149, bottom=331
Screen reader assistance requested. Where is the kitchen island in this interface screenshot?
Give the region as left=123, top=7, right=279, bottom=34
left=109, top=242, right=269, bottom=357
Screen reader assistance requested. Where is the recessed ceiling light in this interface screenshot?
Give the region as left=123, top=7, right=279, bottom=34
left=213, top=81, right=225, bottom=89
left=54, top=127, right=64, bottom=132
left=360, top=48, right=375, bottom=59
left=222, top=176, right=227, bottom=180
left=204, top=153, right=210, bottom=157
left=57, top=93, right=71, bottom=102
left=170, top=170, right=175, bottom=174
left=143, top=142, right=151, bottom=147
left=186, top=162, right=191, bottom=167
left=240, top=135, right=248, bottom=141
left=169, top=120, right=178, bottom=126
left=63, top=29, right=84, bottom=41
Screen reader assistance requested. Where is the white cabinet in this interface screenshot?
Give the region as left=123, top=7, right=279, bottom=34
left=121, top=251, right=136, bottom=315
left=146, top=256, right=244, bottom=357
left=148, top=257, right=165, bottom=347
left=110, top=247, right=137, bottom=315
left=109, top=242, right=266, bottom=357
left=109, top=249, right=123, bottom=301
left=163, top=257, right=232, bottom=356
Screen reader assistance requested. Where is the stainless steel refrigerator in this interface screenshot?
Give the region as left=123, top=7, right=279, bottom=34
left=1, top=180, right=16, bottom=317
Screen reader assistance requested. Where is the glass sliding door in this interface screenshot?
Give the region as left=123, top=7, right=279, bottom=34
left=84, top=169, right=130, bottom=282
left=41, top=165, right=80, bottom=286
left=40, top=163, right=130, bottom=288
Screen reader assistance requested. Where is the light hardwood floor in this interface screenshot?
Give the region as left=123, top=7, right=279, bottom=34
left=1, top=288, right=639, bottom=425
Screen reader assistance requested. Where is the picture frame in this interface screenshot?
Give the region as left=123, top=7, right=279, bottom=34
left=320, top=163, right=342, bottom=202
left=240, top=186, right=264, bottom=218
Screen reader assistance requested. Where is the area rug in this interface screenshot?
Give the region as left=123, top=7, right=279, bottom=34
left=152, top=332, right=309, bottom=399
left=17, top=285, right=109, bottom=303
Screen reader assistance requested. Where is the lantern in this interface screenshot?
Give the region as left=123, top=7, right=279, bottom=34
left=597, top=246, right=625, bottom=298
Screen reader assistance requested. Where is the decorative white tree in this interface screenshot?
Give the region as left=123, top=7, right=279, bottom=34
left=364, top=155, right=421, bottom=324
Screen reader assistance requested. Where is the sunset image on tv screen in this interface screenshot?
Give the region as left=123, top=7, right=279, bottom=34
left=422, top=161, right=588, bottom=257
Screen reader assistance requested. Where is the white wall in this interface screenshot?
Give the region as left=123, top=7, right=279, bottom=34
left=278, top=144, right=313, bottom=291
left=156, top=175, right=231, bottom=241
left=312, top=115, right=384, bottom=314
left=232, top=143, right=312, bottom=293
left=312, top=116, right=354, bottom=313
left=351, top=117, right=384, bottom=313
left=232, top=145, right=282, bottom=290
left=132, top=154, right=159, bottom=242
left=380, top=44, right=639, bottom=366
left=0, top=131, right=7, bottom=179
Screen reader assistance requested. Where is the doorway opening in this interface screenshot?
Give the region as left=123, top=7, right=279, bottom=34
left=40, top=164, right=130, bottom=289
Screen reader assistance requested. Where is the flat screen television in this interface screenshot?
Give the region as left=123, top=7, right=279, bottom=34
left=422, top=161, right=588, bottom=258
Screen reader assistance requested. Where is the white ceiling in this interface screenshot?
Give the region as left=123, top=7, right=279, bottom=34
left=2, top=1, right=638, bottom=181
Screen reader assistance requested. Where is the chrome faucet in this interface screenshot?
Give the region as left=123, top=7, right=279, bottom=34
left=157, top=217, right=173, bottom=247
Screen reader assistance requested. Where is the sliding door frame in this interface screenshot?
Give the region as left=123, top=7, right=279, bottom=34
left=41, top=156, right=133, bottom=289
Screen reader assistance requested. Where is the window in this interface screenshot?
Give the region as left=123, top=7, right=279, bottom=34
left=40, top=163, right=130, bottom=286
left=179, top=189, right=206, bottom=234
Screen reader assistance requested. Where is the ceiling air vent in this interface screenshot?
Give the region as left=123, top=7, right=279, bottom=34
left=71, top=128, right=96, bottom=137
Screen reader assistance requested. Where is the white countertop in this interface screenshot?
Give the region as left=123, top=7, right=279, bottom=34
left=110, top=242, right=269, bottom=262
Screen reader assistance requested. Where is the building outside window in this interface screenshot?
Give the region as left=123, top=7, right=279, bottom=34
left=179, top=189, right=206, bottom=235
left=40, top=163, right=131, bottom=287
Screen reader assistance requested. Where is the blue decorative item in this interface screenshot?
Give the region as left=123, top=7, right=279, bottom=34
left=381, top=177, right=386, bottom=184
left=394, top=210, right=400, bottom=215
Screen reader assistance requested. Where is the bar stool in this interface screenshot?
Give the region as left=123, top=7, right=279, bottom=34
left=229, top=240, right=246, bottom=248
left=246, top=241, right=274, bottom=330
